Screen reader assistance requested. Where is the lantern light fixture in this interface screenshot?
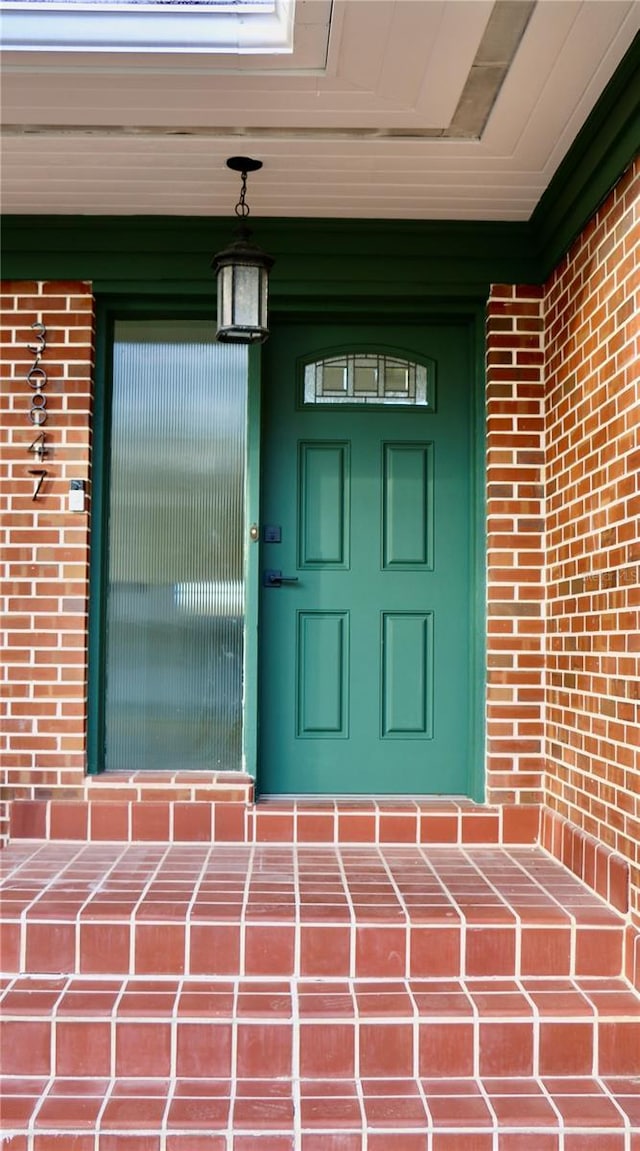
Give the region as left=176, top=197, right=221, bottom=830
left=212, top=156, right=274, bottom=344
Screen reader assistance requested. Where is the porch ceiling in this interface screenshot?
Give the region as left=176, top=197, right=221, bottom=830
left=0, top=0, right=639, bottom=220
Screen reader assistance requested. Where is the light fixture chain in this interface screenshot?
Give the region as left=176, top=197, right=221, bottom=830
left=234, top=170, right=250, bottom=218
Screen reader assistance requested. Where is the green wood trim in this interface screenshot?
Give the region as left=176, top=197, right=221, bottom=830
left=86, top=300, right=113, bottom=773
left=469, top=303, right=488, bottom=803
left=0, top=215, right=534, bottom=297
left=531, top=32, right=640, bottom=278
left=243, top=345, right=261, bottom=779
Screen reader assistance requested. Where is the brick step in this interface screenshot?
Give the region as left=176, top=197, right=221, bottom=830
left=2, top=973, right=640, bottom=1082
left=8, top=796, right=541, bottom=846
left=2, top=972, right=640, bottom=1148
left=2, top=1071, right=639, bottom=1151
left=1, top=840, right=639, bottom=1148
left=1, top=843, right=626, bottom=980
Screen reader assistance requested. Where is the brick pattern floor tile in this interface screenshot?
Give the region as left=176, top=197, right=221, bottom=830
left=0, top=840, right=638, bottom=1146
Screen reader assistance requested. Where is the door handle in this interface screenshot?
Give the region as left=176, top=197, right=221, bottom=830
left=263, top=569, right=299, bottom=588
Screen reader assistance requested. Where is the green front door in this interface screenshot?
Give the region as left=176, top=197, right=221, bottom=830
left=259, top=321, right=476, bottom=795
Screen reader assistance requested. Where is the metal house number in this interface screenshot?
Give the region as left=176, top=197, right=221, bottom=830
left=26, top=321, right=48, bottom=500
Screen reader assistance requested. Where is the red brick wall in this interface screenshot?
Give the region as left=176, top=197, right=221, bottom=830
left=544, top=157, right=640, bottom=922
left=485, top=287, right=546, bottom=807
left=486, top=156, right=639, bottom=921
left=0, top=281, right=95, bottom=835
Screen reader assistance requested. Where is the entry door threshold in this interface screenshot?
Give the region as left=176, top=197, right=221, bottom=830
left=258, top=794, right=478, bottom=808
left=251, top=795, right=540, bottom=847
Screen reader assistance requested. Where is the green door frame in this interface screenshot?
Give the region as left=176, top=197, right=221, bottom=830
left=87, top=297, right=486, bottom=801
left=243, top=343, right=262, bottom=776
left=254, top=302, right=488, bottom=801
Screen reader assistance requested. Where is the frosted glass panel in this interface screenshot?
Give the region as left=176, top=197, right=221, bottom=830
left=105, top=321, right=247, bottom=772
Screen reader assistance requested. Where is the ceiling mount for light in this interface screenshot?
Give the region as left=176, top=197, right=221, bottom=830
left=212, top=156, right=274, bottom=344
left=227, top=155, right=262, bottom=177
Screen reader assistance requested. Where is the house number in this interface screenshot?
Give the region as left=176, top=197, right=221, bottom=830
left=26, top=321, right=48, bottom=500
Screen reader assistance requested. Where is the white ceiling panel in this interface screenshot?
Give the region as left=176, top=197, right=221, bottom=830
left=334, top=0, right=396, bottom=89
left=503, top=1, right=639, bottom=171
left=1, top=0, right=638, bottom=219
left=412, top=1, right=493, bottom=125
left=367, top=3, right=448, bottom=108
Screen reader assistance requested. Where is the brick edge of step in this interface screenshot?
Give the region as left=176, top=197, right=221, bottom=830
left=6, top=799, right=542, bottom=848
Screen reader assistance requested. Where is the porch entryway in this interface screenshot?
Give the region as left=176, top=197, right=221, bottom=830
left=99, top=316, right=480, bottom=798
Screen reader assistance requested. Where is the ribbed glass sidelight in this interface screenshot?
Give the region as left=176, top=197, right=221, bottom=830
left=104, top=321, right=248, bottom=771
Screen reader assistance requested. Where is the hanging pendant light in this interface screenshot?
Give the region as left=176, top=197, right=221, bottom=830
left=212, top=156, right=274, bottom=344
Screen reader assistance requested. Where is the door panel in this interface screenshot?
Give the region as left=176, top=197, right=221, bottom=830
left=381, top=611, right=433, bottom=738
left=382, top=443, right=433, bottom=568
left=259, top=322, right=474, bottom=795
left=298, top=442, right=350, bottom=567
left=297, top=611, right=349, bottom=737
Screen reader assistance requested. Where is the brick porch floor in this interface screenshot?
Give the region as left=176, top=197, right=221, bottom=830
left=1, top=802, right=639, bottom=1149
